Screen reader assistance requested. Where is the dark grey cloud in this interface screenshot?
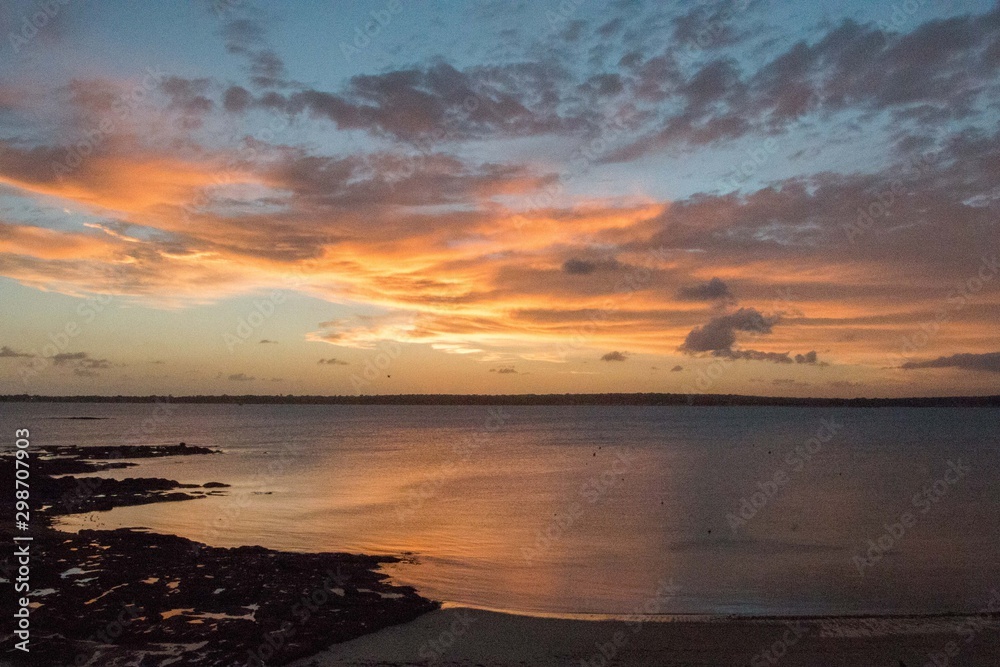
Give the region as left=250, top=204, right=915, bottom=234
left=490, top=366, right=518, bottom=373
left=47, top=351, right=111, bottom=374
left=318, top=358, right=349, bottom=365
left=601, top=351, right=629, bottom=361
left=679, top=307, right=823, bottom=365
left=715, top=348, right=793, bottom=363
left=259, top=339, right=277, bottom=344
left=794, top=350, right=818, bottom=365
left=159, top=77, right=214, bottom=121
left=624, top=127, right=1000, bottom=279
left=680, top=307, right=776, bottom=353
left=262, top=150, right=556, bottom=216
left=51, top=352, right=88, bottom=365
left=676, top=277, right=733, bottom=301
left=562, top=257, right=623, bottom=275
left=715, top=348, right=822, bottom=364
left=222, top=18, right=289, bottom=88
left=223, top=85, right=253, bottom=113
left=772, top=378, right=810, bottom=387
left=0, top=345, right=33, bottom=358
left=560, top=19, right=587, bottom=42
left=670, top=364, right=683, bottom=371
left=597, top=17, right=624, bottom=38
left=227, top=61, right=585, bottom=142
left=670, top=0, right=747, bottom=52
left=228, top=372, right=256, bottom=381
left=607, top=5, right=1000, bottom=161
left=578, top=73, right=625, bottom=97
left=901, top=352, right=1000, bottom=374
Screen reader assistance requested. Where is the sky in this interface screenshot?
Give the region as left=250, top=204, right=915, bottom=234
left=0, top=0, right=999, bottom=397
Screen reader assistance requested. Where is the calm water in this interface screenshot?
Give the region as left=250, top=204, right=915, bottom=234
left=4, top=402, right=999, bottom=618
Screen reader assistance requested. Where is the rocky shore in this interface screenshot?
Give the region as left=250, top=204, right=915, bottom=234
left=0, top=444, right=439, bottom=666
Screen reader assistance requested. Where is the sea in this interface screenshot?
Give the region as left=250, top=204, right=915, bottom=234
left=5, top=402, right=999, bottom=619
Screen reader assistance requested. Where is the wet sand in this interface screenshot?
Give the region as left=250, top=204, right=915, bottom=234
left=294, top=606, right=1000, bottom=667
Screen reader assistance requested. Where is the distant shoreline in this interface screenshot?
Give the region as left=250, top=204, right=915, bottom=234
left=2, top=393, right=999, bottom=407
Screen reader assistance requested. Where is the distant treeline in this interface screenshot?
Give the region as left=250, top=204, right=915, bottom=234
left=1, top=393, right=999, bottom=407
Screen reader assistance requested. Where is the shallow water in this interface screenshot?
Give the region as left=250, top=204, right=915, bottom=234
left=5, top=402, right=999, bottom=617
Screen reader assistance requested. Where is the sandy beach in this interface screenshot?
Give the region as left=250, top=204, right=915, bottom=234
left=295, top=607, right=1000, bottom=667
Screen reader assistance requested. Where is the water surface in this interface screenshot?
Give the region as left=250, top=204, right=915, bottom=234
left=5, top=402, right=998, bottom=618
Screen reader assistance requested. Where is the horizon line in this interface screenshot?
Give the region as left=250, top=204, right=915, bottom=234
left=2, top=393, right=999, bottom=407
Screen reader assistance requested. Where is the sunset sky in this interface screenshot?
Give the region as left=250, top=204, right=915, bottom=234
left=1, top=0, right=999, bottom=396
